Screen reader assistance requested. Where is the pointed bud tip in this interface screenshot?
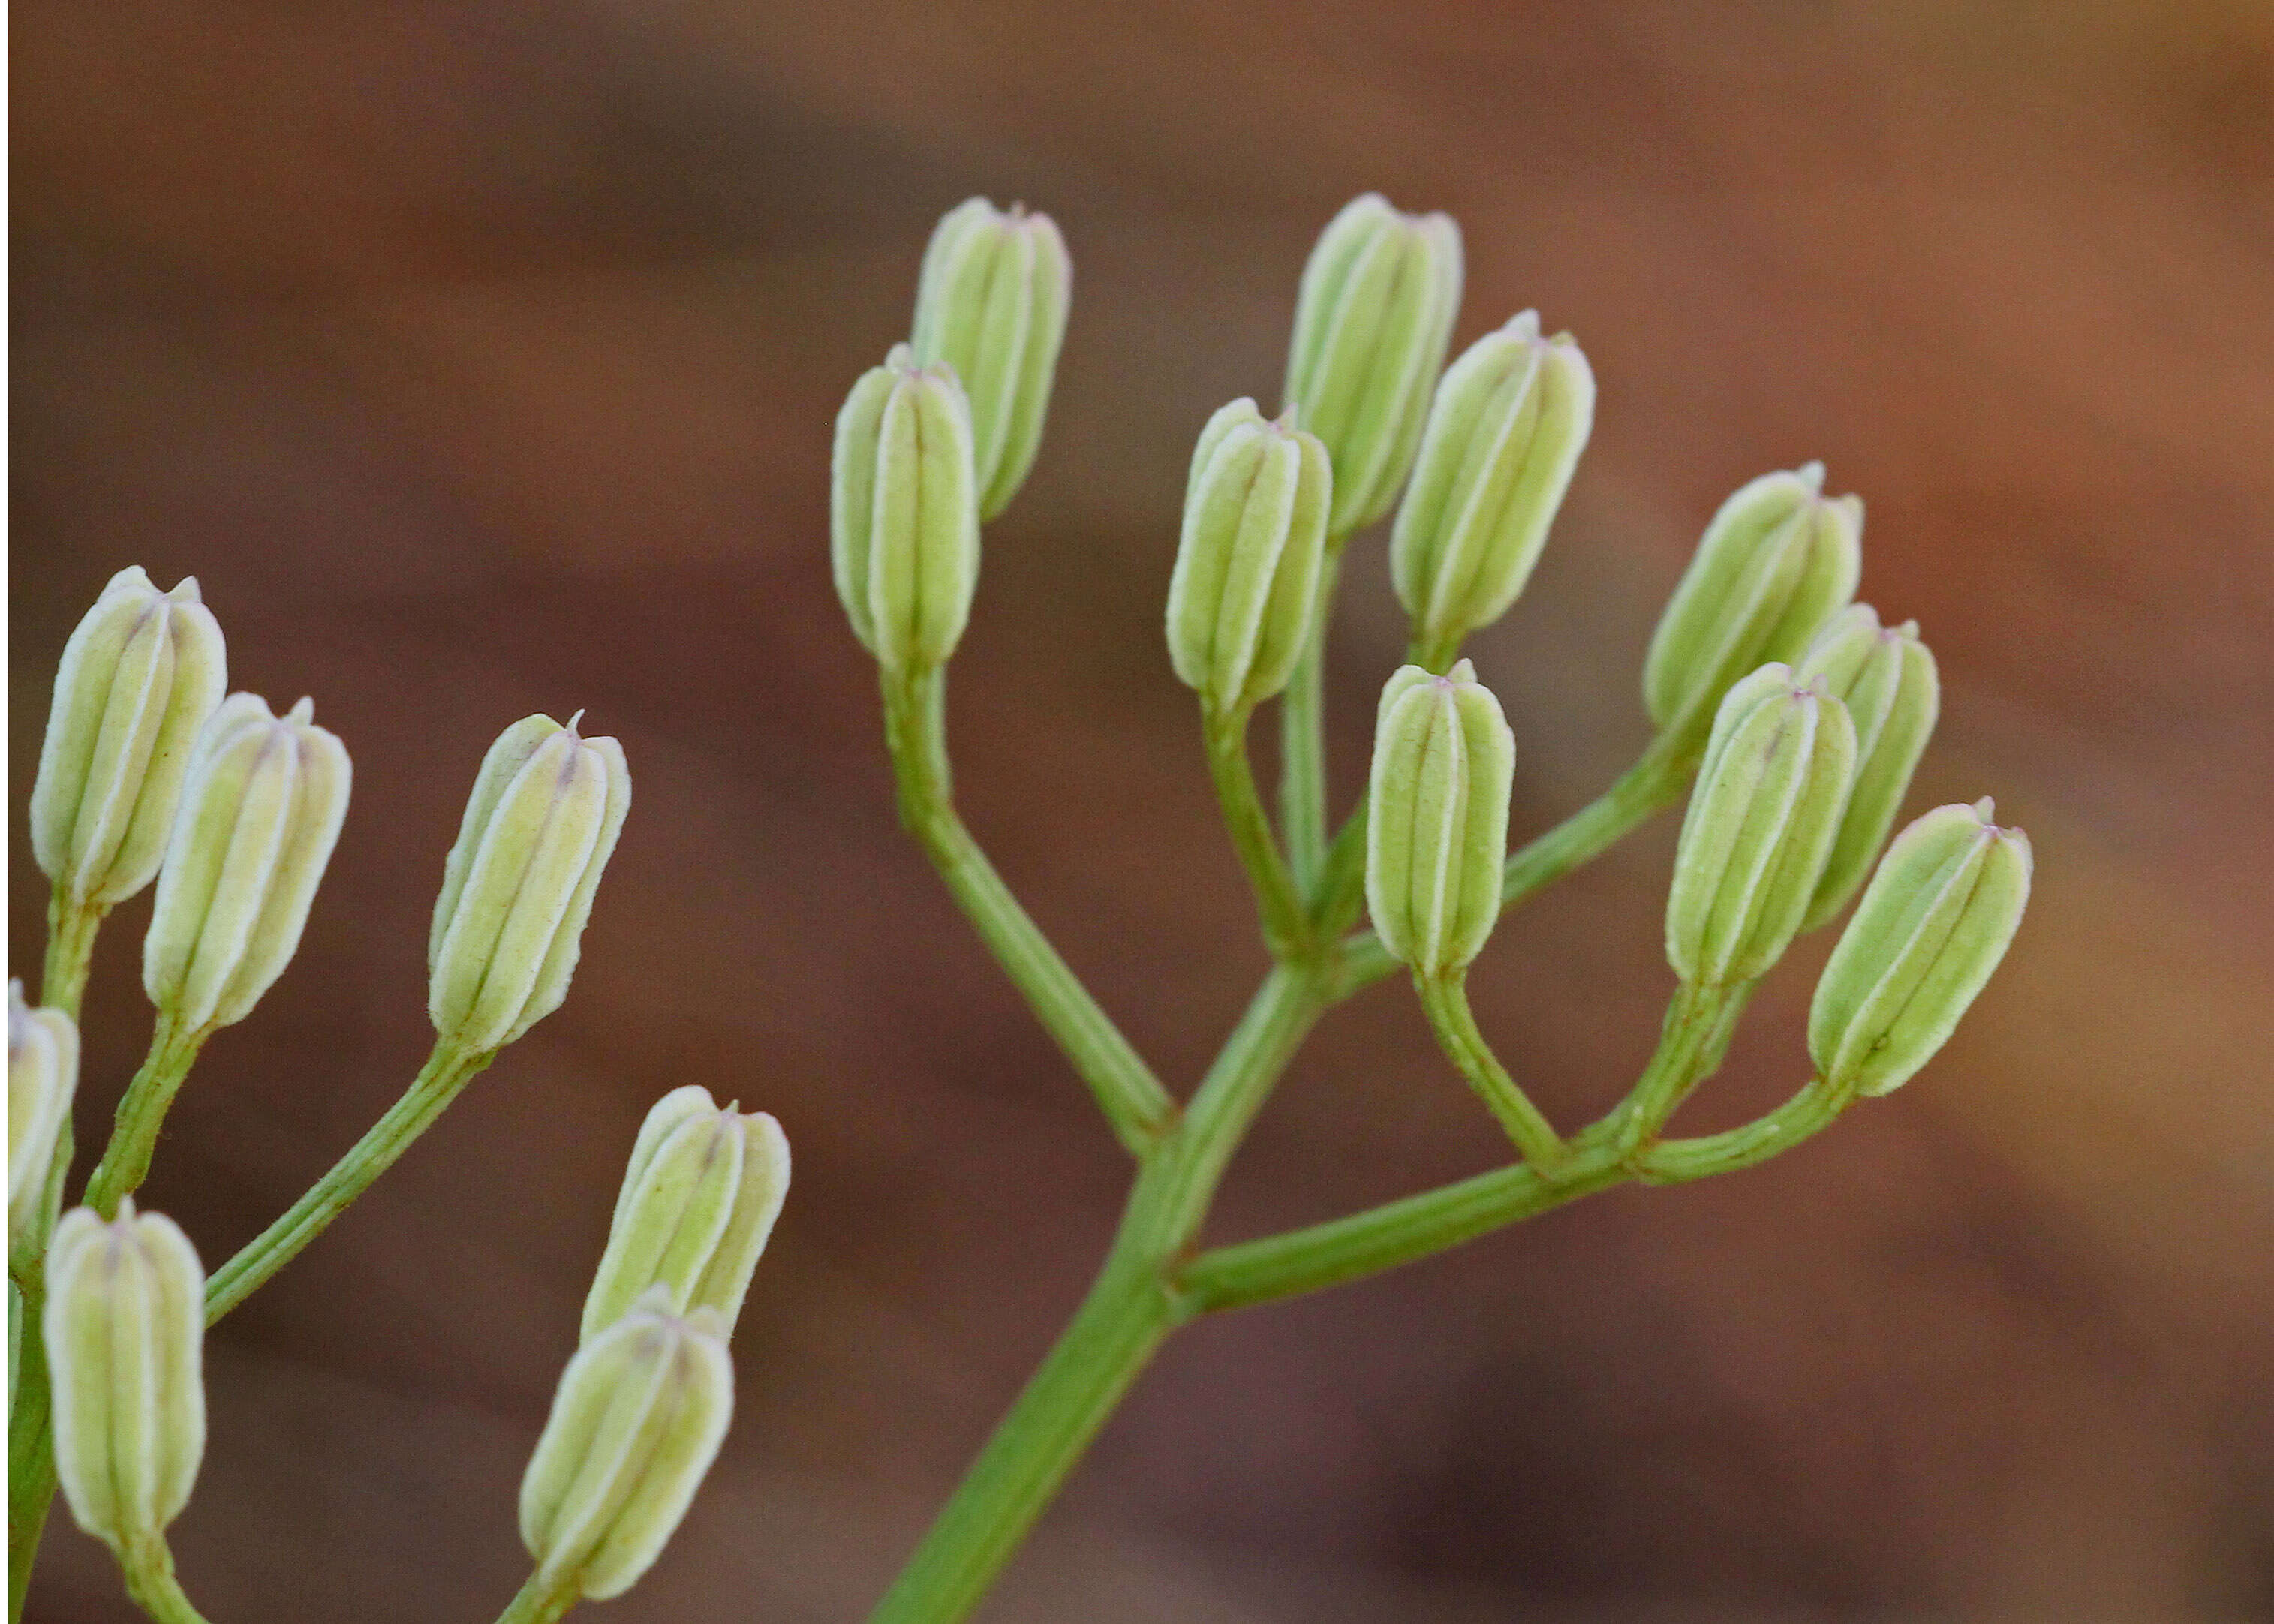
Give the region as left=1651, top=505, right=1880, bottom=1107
left=1796, top=460, right=1827, bottom=492
left=287, top=696, right=314, bottom=723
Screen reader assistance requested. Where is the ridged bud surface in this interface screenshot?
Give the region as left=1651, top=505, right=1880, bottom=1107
left=1643, top=465, right=1862, bottom=734
left=143, top=694, right=351, bottom=1033
left=1794, top=605, right=1941, bottom=929
left=429, top=714, right=631, bottom=1054
left=1283, top=194, right=1463, bottom=535
left=832, top=344, right=982, bottom=669
left=44, top=1201, right=206, bottom=1554
left=1809, top=799, right=2032, bottom=1096
left=1665, top=666, right=1857, bottom=987
left=31, top=568, right=227, bottom=910
left=582, top=1087, right=791, bottom=1343
left=521, top=1289, right=733, bottom=1600
left=1165, top=399, right=1333, bottom=711
left=1365, top=660, right=1516, bottom=976
left=1391, top=312, right=1595, bottom=652
left=910, top=198, right=1071, bottom=520
left=8, top=982, right=78, bottom=1250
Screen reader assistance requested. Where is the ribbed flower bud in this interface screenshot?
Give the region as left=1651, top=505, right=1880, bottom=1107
left=143, top=694, right=351, bottom=1034
left=429, top=714, right=631, bottom=1054
left=1794, top=605, right=1941, bottom=930
left=1665, top=665, right=1857, bottom=987
left=1642, top=464, right=1862, bottom=735
left=909, top=197, right=1071, bottom=521
left=520, top=1288, right=733, bottom=1600
left=832, top=345, right=982, bottom=671
left=31, top=567, right=227, bottom=910
left=1164, top=399, right=1333, bottom=711
left=581, top=1087, right=791, bottom=1343
left=8, top=982, right=78, bottom=1251
left=1391, top=312, right=1596, bottom=658
left=1283, top=194, right=1463, bottom=536
left=44, top=1200, right=206, bottom=1555
left=1809, top=799, right=2032, bottom=1096
left=1365, top=660, right=1516, bottom=976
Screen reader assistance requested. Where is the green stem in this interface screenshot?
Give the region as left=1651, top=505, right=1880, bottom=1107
left=1598, top=982, right=1753, bottom=1156
left=1202, top=705, right=1312, bottom=961
left=1309, top=799, right=1370, bottom=940
left=7, top=1276, right=59, bottom=1624
left=203, top=1041, right=492, bottom=1323
left=1637, top=1075, right=1854, bottom=1183
left=41, top=889, right=105, bottom=1021
left=1408, top=630, right=1463, bottom=675
left=495, top=1571, right=581, bottom=1624
left=121, top=1538, right=212, bottom=1624
left=1278, top=549, right=1343, bottom=891
left=83, top=1018, right=209, bottom=1219
left=1413, top=972, right=1568, bottom=1173
left=882, top=665, right=1177, bottom=1156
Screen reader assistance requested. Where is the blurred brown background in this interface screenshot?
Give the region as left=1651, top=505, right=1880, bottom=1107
left=12, top=1, right=2274, bottom=1619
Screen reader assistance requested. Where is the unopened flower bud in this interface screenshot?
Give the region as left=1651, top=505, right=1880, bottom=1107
left=1283, top=194, right=1463, bottom=536
left=1164, top=399, right=1333, bottom=711
left=31, top=568, right=227, bottom=911
left=1365, top=660, right=1516, bottom=976
left=1794, top=605, right=1941, bottom=930
left=832, top=345, right=982, bottom=670
left=582, top=1087, right=791, bottom=1343
left=1809, top=799, right=2032, bottom=1096
left=521, top=1288, right=733, bottom=1600
left=1391, top=312, right=1596, bottom=657
left=429, top=714, right=631, bottom=1054
left=1643, top=464, right=1862, bottom=735
left=910, top=198, right=1071, bottom=521
left=1665, top=665, right=1857, bottom=987
left=8, top=983, right=78, bottom=1252
left=143, top=694, right=351, bottom=1034
left=44, top=1201, right=205, bottom=1555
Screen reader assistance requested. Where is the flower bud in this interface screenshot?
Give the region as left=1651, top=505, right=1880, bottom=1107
left=429, top=714, right=631, bottom=1054
left=1809, top=799, right=2032, bottom=1096
left=143, top=694, right=351, bottom=1034
left=1665, top=665, right=1857, bottom=987
left=44, top=1201, right=206, bottom=1555
left=1391, top=312, right=1596, bottom=656
left=1642, top=464, right=1862, bottom=735
left=909, top=197, right=1072, bottom=521
left=31, top=567, right=227, bottom=910
left=1365, top=660, right=1516, bottom=976
left=832, top=344, right=982, bottom=670
left=521, top=1288, right=733, bottom=1600
left=1794, top=605, right=1941, bottom=930
left=1164, top=399, right=1333, bottom=711
left=1283, top=194, right=1463, bottom=536
left=581, top=1087, right=791, bottom=1343
left=8, top=983, right=78, bottom=1252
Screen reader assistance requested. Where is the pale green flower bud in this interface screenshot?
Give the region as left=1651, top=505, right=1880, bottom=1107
left=143, top=694, right=351, bottom=1034
left=31, top=567, right=227, bottom=910
left=910, top=197, right=1071, bottom=521
left=1809, top=799, right=2032, bottom=1096
left=1365, top=660, right=1516, bottom=976
left=832, top=344, right=982, bottom=670
left=44, top=1200, right=206, bottom=1556
left=1164, top=399, right=1333, bottom=712
left=1794, top=605, right=1941, bottom=930
left=429, top=714, right=631, bottom=1054
left=1642, top=464, right=1862, bottom=735
left=1391, top=312, right=1596, bottom=657
left=1283, top=194, right=1463, bottom=536
left=1665, top=665, right=1857, bottom=988
left=8, top=982, right=78, bottom=1252
left=581, top=1087, right=791, bottom=1343
left=521, top=1287, right=733, bottom=1600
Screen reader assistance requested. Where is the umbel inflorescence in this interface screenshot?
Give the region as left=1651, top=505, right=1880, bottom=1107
left=9, top=191, right=2031, bottom=1624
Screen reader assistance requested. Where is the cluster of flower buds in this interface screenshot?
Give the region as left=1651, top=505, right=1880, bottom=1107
left=1284, top=194, right=1464, bottom=536
left=1365, top=661, right=1518, bottom=979
left=1165, top=399, right=1333, bottom=714
left=44, top=1201, right=206, bottom=1558
left=1391, top=311, right=1596, bottom=663
left=31, top=567, right=226, bottom=914
left=8, top=982, right=78, bottom=1253
left=142, top=694, right=352, bottom=1036
left=1794, top=605, right=1940, bottom=929
left=1665, top=664, right=1857, bottom=988
left=429, top=714, right=632, bottom=1056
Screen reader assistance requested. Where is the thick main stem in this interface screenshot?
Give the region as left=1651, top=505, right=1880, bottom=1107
left=8, top=1274, right=59, bottom=1624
